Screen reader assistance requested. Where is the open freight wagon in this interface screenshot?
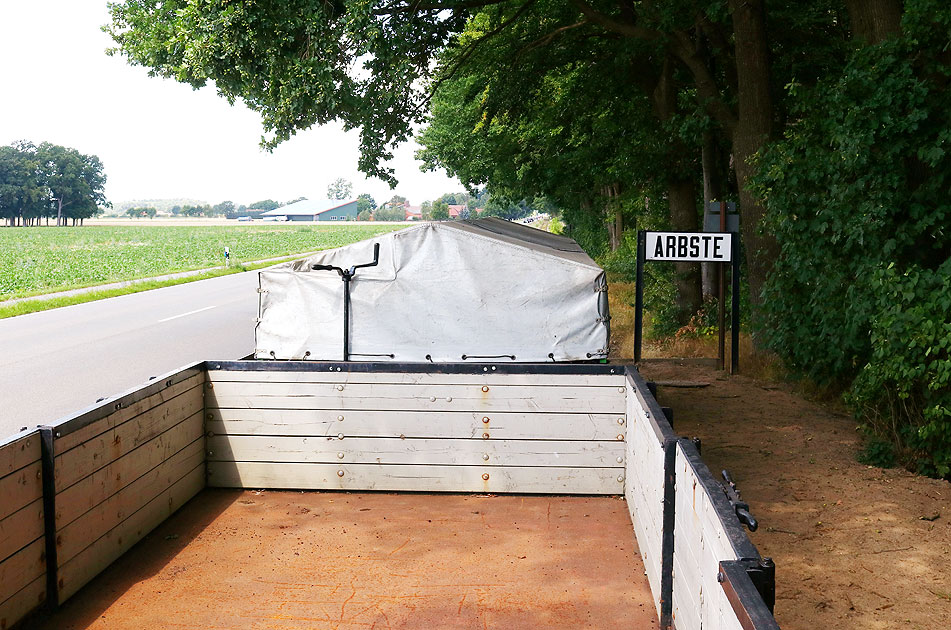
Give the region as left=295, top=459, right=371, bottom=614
left=1, top=360, right=778, bottom=629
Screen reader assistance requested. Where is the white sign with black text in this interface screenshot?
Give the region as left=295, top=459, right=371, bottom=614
left=645, top=231, right=732, bottom=262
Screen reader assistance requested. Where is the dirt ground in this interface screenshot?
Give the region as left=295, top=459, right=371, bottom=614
left=36, top=493, right=656, bottom=630
left=637, top=357, right=951, bottom=630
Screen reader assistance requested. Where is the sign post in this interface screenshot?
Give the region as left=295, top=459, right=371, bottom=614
left=635, top=230, right=740, bottom=373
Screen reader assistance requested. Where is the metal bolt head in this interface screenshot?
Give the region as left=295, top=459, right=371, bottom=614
left=445, top=396, right=452, bottom=402
left=337, top=433, right=344, bottom=440
left=430, top=396, right=436, bottom=402
left=337, top=452, right=345, bottom=459
left=336, top=384, right=344, bottom=391
left=482, top=473, right=490, bottom=481
left=482, top=453, right=490, bottom=461
left=337, top=415, right=344, bottom=421
left=481, top=385, right=489, bottom=393
left=617, top=418, right=625, bottom=425
left=482, top=432, right=490, bottom=440
left=616, top=434, right=624, bottom=441
left=618, top=387, right=625, bottom=393
left=482, top=416, right=490, bottom=424
left=337, top=470, right=345, bottom=477
left=617, top=475, right=624, bottom=483
left=616, top=456, right=624, bottom=464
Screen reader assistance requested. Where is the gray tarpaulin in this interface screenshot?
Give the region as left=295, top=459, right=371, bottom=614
left=255, top=218, right=609, bottom=362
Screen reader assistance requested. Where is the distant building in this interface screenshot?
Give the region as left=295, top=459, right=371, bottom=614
left=404, top=204, right=422, bottom=220
left=260, top=198, right=359, bottom=222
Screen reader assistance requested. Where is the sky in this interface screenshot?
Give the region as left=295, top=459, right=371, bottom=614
left=0, top=1, right=462, bottom=207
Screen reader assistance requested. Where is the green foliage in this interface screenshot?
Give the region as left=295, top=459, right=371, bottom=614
left=0, top=224, right=399, bottom=299
left=327, top=177, right=353, bottom=200
left=430, top=201, right=450, bottom=221
left=751, top=9, right=951, bottom=476
left=249, top=199, right=280, bottom=211
left=356, top=194, right=376, bottom=215
left=847, top=261, right=951, bottom=478
left=373, top=203, right=406, bottom=221
left=126, top=206, right=157, bottom=219
left=0, top=140, right=107, bottom=224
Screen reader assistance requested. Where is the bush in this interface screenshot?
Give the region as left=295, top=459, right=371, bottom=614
left=847, top=261, right=951, bottom=478
left=751, top=10, right=951, bottom=476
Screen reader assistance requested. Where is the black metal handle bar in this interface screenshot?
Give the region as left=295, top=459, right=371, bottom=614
left=310, top=243, right=381, bottom=361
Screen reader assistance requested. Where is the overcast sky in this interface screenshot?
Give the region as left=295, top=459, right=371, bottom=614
left=0, top=1, right=462, bottom=207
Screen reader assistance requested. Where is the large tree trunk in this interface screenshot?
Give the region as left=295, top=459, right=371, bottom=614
left=701, top=130, right=723, bottom=299
left=844, top=0, right=902, bottom=43
left=729, top=0, right=777, bottom=325
left=652, top=57, right=702, bottom=321
left=669, top=177, right=703, bottom=319
left=604, top=183, right=623, bottom=251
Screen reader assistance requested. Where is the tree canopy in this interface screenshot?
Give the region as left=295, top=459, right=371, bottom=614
left=0, top=140, right=107, bottom=226
left=105, top=0, right=951, bottom=478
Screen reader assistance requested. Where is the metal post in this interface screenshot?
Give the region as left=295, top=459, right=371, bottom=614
left=634, top=231, right=645, bottom=362
left=731, top=231, right=740, bottom=374
left=718, top=201, right=726, bottom=371
left=39, top=427, right=59, bottom=609
left=342, top=274, right=351, bottom=362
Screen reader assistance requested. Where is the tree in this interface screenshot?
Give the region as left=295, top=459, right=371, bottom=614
left=126, top=206, right=157, bottom=219
left=249, top=199, right=280, bottom=211
left=36, top=142, right=107, bottom=226
left=327, top=178, right=353, bottom=200
left=356, top=193, right=376, bottom=215
left=430, top=201, right=450, bottom=221
left=0, top=141, right=47, bottom=227
left=214, top=200, right=236, bottom=218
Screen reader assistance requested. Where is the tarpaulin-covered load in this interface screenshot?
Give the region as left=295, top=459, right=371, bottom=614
left=255, top=218, right=609, bottom=362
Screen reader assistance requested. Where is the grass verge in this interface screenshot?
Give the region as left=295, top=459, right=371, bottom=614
left=0, top=255, right=304, bottom=320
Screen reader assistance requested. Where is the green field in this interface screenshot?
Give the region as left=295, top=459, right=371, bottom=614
left=0, top=224, right=400, bottom=300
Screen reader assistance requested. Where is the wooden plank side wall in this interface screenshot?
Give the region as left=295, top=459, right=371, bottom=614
left=672, top=442, right=744, bottom=630
left=623, top=380, right=665, bottom=619
left=0, top=431, right=46, bottom=630
left=50, top=372, right=206, bottom=605
left=206, top=370, right=627, bottom=495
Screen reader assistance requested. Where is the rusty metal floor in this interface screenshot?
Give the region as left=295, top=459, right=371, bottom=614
left=35, top=490, right=659, bottom=629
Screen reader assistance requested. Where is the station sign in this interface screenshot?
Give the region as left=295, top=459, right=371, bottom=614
left=644, top=231, right=732, bottom=263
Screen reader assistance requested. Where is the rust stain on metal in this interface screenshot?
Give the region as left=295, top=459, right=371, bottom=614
left=35, top=490, right=659, bottom=629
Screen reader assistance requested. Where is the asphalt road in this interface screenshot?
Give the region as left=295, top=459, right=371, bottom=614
left=0, top=271, right=260, bottom=438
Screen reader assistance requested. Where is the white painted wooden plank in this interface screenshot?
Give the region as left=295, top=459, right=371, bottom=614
left=54, top=386, right=204, bottom=492
left=0, top=574, right=45, bottom=630
left=55, top=375, right=203, bottom=454
left=208, top=435, right=624, bottom=468
left=206, top=381, right=626, bottom=414
left=673, top=554, right=703, bottom=630
left=207, top=409, right=626, bottom=441
left=0, top=433, right=40, bottom=479
left=208, top=461, right=625, bottom=495
left=58, top=464, right=204, bottom=603
left=0, top=462, right=42, bottom=523
left=55, top=412, right=204, bottom=530
left=0, top=499, right=43, bottom=566
left=208, top=370, right=626, bottom=387
left=0, top=538, right=45, bottom=605
left=57, top=439, right=205, bottom=566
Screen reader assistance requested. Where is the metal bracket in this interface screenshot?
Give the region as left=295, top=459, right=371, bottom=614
left=721, top=469, right=758, bottom=531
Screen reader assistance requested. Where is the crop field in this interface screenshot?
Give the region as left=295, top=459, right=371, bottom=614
left=0, top=224, right=400, bottom=300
